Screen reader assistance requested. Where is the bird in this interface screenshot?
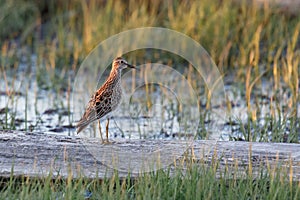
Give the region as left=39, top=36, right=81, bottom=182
left=76, top=57, right=136, bottom=143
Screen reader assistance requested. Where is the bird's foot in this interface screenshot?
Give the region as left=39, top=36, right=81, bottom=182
left=101, top=140, right=112, bottom=145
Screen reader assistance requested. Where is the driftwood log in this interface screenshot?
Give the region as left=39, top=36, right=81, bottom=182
left=0, top=131, right=299, bottom=180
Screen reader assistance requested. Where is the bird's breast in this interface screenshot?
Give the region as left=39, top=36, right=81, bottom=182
left=110, top=83, right=122, bottom=109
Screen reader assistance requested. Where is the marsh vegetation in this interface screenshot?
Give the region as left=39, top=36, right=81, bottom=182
left=0, top=0, right=299, bottom=198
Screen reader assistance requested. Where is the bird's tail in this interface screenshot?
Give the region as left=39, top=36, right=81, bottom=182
left=76, top=120, right=89, bottom=134
left=76, top=108, right=97, bottom=134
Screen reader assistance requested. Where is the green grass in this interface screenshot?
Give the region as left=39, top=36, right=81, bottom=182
left=0, top=0, right=299, bottom=138
left=0, top=0, right=299, bottom=139
left=1, top=0, right=299, bottom=69
left=1, top=159, right=299, bottom=200
left=0, top=1, right=299, bottom=198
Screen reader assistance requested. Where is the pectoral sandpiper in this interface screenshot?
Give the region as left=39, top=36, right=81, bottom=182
left=76, top=57, right=136, bottom=143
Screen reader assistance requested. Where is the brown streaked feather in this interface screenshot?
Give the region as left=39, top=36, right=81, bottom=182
left=76, top=78, right=120, bottom=133
left=76, top=57, right=131, bottom=134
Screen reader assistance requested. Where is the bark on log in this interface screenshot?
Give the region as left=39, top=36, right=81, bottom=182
left=0, top=131, right=299, bottom=180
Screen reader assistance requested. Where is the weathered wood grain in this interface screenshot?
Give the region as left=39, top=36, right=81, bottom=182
left=0, top=131, right=299, bottom=180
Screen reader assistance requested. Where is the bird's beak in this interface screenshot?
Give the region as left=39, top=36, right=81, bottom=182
left=126, top=63, right=136, bottom=69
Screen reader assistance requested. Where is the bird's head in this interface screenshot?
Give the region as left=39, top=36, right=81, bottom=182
left=112, top=57, right=136, bottom=71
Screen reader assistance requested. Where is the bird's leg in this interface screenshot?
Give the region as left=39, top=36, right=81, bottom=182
left=98, top=120, right=104, bottom=143
left=106, top=118, right=110, bottom=143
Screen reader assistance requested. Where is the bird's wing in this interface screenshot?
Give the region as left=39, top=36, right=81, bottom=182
left=76, top=89, right=113, bottom=134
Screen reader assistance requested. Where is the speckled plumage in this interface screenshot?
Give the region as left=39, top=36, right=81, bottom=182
left=76, top=57, right=135, bottom=142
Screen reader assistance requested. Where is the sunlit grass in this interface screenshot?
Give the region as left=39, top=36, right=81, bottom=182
left=0, top=0, right=299, bottom=198
left=0, top=151, right=299, bottom=199
left=0, top=0, right=299, bottom=139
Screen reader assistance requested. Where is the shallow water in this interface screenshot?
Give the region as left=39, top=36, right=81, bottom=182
left=0, top=58, right=299, bottom=142
left=0, top=62, right=73, bottom=135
